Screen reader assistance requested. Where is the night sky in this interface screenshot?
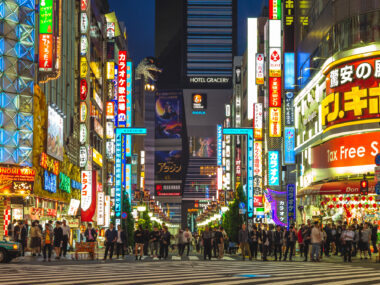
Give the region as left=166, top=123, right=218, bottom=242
left=108, top=0, right=266, bottom=65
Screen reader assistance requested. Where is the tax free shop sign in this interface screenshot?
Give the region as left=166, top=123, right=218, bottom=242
left=311, top=132, right=380, bottom=181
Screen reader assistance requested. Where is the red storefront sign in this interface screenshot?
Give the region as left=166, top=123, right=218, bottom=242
left=117, top=51, right=127, bottom=125
left=106, top=102, right=114, bottom=119
left=0, top=167, right=35, bottom=181
left=254, top=196, right=263, bottom=207
left=269, top=77, right=282, bottom=107
left=81, top=0, right=88, bottom=11
left=39, top=34, right=53, bottom=71
left=311, top=132, right=380, bottom=169
left=322, top=56, right=380, bottom=129
left=80, top=79, right=88, bottom=100
left=298, top=180, right=376, bottom=196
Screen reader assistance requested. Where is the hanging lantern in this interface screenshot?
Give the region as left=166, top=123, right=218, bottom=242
left=373, top=204, right=377, bottom=208
left=365, top=204, right=370, bottom=209
left=336, top=204, right=340, bottom=208
left=369, top=197, right=373, bottom=201
left=362, top=197, right=366, bottom=201
left=354, top=197, right=359, bottom=201
left=329, top=205, right=334, bottom=209
left=333, top=197, right=337, bottom=202
left=320, top=201, right=325, bottom=206
left=346, top=197, right=351, bottom=201
left=325, top=198, right=330, bottom=202
left=358, top=203, right=363, bottom=208
left=339, top=197, right=343, bottom=201
left=351, top=204, right=355, bottom=208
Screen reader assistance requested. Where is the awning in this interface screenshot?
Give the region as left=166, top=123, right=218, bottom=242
left=297, top=180, right=376, bottom=196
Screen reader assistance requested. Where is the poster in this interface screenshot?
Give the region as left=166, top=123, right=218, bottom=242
left=189, top=137, right=216, bottom=158
left=155, top=94, right=182, bottom=139
left=47, top=106, right=64, bottom=161
left=155, top=151, right=182, bottom=180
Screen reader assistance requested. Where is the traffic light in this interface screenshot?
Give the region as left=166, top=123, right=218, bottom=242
left=360, top=180, right=368, bottom=195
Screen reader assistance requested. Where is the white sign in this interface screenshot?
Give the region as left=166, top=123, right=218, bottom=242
left=254, top=103, right=263, bottom=130
left=269, top=47, right=282, bottom=77
left=79, top=124, right=87, bottom=144
left=81, top=171, right=92, bottom=211
left=93, top=90, right=103, bottom=111
left=106, top=122, right=114, bottom=139
left=106, top=22, right=115, bottom=39
left=255, top=54, right=264, bottom=84
left=104, top=195, right=110, bottom=228
left=80, top=102, right=87, bottom=123
left=97, top=192, right=105, bottom=226
left=80, top=35, right=88, bottom=56
left=106, top=141, right=114, bottom=159
left=68, top=199, right=80, bottom=216
left=79, top=146, right=88, bottom=168
left=80, top=13, right=88, bottom=34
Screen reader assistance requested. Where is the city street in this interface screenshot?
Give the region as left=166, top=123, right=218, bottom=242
left=2, top=259, right=380, bottom=284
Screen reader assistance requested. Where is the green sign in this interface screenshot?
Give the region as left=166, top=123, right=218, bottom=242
left=59, top=173, right=71, bottom=193
left=40, top=0, right=54, bottom=34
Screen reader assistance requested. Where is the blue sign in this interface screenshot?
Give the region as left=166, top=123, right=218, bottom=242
left=115, top=134, right=122, bottom=217
left=125, top=164, right=132, bottom=201
left=284, top=53, right=295, bottom=90
left=121, top=212, right=128, bottom=219
left=71, top=180, right=81, bottom=190
left=376, top=182, right=380, bottom=195
left=44, top=170, right=57, bottom=193
left=268, top=151, right=280, bottom=186
left=223, top=128, right=251, bottom=135
left=287, top=184, right=296, bottom=228
left=126, top=62, right=133, bottom=128
left=285, top=92, right=294, bottom=126
left=239, top=202, right=245, bottom=209
left=284, top=127, right=295, bottom=164
left=217, top=125, right=222, bottom=166
left=116, top=128, right=147, bottom=135
left=375, top=154, right=380, bottom=166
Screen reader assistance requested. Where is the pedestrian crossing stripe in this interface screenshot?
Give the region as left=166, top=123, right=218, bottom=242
left=188, top=256, right=199, bottom=260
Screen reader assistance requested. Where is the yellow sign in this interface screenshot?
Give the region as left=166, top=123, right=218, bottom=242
left=269, top=107, right=282, bottom=137
left=106, top=62, right=115, bottom=80
left=90, top=61, right=101, bottom=79
left=92, top=148, right=103, bottom=167
left=80, top=57, right=88, bottom=78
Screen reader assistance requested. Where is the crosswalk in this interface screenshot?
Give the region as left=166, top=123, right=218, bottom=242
left=2, top=259, right=380, bottom=284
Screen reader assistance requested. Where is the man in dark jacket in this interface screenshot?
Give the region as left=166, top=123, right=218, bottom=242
left=116, top=225, right=127, bottom=259
left=201, top=226, right=212, bottom=260
left=85, top=223, right=98, bottom=242
left=284, top=225, right=297, bottom=261
left=238, top=224, right=252, bottom=261
left=14, top=220, right=28, bottom=256
left=273, top=225, right=283, bottom=261
left=324, top=224, right=332, bottom=257
left=159, top=226, right=171, bottom=260
left=302, top=220, right=312, bottom=261
left=104, top=223, right=117, bottom=260
left=371, top=224, right=378, bottom=254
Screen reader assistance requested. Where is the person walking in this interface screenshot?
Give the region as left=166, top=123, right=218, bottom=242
left=159, top=226, right=170, bottom=260
left=104, top=223, right=117, bottom=260
left=341, top=225, right=355, bottom=262
left=134, top=225, right=144, bottom=261
left=302, top=220, right=312, bottom=261
left=283, top=225, right=297, bottom=261
left=30, top=221, right=42, bottom=256
left=14, top=220, right=28, bottom=257
left=273, top=225, right=283, bottom=261
left=84, top=223, right=98, bottom=242
left=201, top=226, right=212, bottom=260
left=324, top=224, right=332, bottom=257
left=183, top=228, right=193, bottom=256
left=359, top=223, right=372, bottom=259
left=177, top=229, right=185, bottom=256
left=215, top=227, right=224, bottom=259
left=60, top=220, right=70, bottom=258
left=116, top=225, right=127, bottom=259
left=310, top=222, right=323, bottom=262
left=249, top=226, right=259, bottom=260
left=261, top=225, right=269, bottom=261
left=42, top=222, right=53, bottom=262
left=149, top=226, right=160, bottom=258
left=53, top=221, right=63, bottom=260
left=238, top=224, right=252, bottom=261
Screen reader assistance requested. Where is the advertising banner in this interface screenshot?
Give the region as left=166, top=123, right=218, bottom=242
left=118, top=51, right=127, bottom=127
left=253, top=103, right=263, bottom=139
left=284, top=127, right=295, bottom=164
left=217, top=125, right=223, bottom=165
left=287, top=184, right=296, bottom=226
left=97, top=192, right=105, bottom=226
left=269, top=48, right=282, bottom=77
left=189, top=137, right=216, bottom=158
left=269, top=0, right=281, bottom=20
left=155, top=184, right=182, bottom=196
left=155, top=94, right=182, bottom=139
left=322, top=57, right=380, bottom=130
left=192, top=93, right=207, bottom=110
left=155, top=151, right=182, bottom=180
left=285, top=92, right=294, bottom=126
left=47, top=106, right=64, bottom=161
left=256, top=54, right=264, bottom=85
left=39, top=34, right=53, bottom=71
left=269, top=77, right=282, bottom=107
left=81, top=171, right=97, bottom=222
left=268, top=151, right=280, bottom=186
left=126, top=62, right=133, bottom=127
left=269, top=107, right=282, bottom=137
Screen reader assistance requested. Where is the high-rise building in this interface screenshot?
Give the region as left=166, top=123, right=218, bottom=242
left=155, top=0, right=237, bottom=227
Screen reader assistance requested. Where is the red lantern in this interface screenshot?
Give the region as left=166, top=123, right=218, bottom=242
left=365, top=204, right=370, bottom=209
left=354, top=197, right=359, bottom=201
left=358, top=203, right=362, bottom=208
left=373, top=204, right=377, bottom=208
left=320, top=201, right=325, bottom=206
left=333, top=197, right=337, bottom=202
left=369, top=197, right=373, bottom=201
left=339, top=197, right=343, bottom=201
left=329, top=205, right=334, bottom=209
left=362, top=197, right=366, bottom=201
left=351, top=204, right=355, bottom=208
left=346, top=197, right=351, bottom=201
left=336, top=204, right=340, bottom=208
left=325, top=198, right=330, bottom=202
left=343, top=204, right=347, bottom=208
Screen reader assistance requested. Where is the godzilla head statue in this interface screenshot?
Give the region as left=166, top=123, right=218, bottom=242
left=136, top=57, right=162, bottom=82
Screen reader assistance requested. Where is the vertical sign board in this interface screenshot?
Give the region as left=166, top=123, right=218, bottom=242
left=255, top=54, right=264, bottom=85
left=126, top=62, right=133, bottom=128
left=217, top=125, right=223, bottom=166
left=104, top=195, right=110, bottom=228
left=283, top=1, right=295, bottom=52
left=285, top=92, right=294, bottom=126
left=269, top=107, right=282, bottom=137
left=268, top=151, right=280, bottom=186
left=253, top=103, right=263, bottom=140
left=118, top=51, right=127, bottom=128
left=115, top=133, right=122, bottom=219
left=284, top=53, right=295, bottom=90
left=287, top=184, right=296, bottom=227
left=97, top=191, right=105, bottom=226
left=284, top=127, right=295, bottom=164
left=125, top=164, right=132, bottom=201
left=269, top=77, right=282, bottom=107
left=39, top=0, right=53, bottom=71
left=253, top=141, right=263, bottom=190
left=269, top=0, right=281, bottom=20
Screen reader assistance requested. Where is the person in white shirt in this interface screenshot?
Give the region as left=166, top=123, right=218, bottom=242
left=60, top=220, right=71, bottom=258
left=183, top=228, right=193, bottom=257
left=310, top=222, right=323, bottom=262
left=341, top=225, right=355, bottom=262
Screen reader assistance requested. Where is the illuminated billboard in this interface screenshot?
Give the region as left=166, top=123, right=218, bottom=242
left=155, top=151, right=182, bottom=180
left=118, top=51, right=127, bottom=127
left=126, top=61, right=133, bottom=128
left=255, top=54, right=264, bottom=85
left=269, top=107, right=282, bottom=137
left=284, top=127, right=295, bottom=164
left=269, top=77, right=282, bottom=107
left=253, top=103, right=263, bottom=140
left=189, top=137, right=216, bottom=158
left=155, top=93, right=182, bottom=139
left=269, top=0, right=281, bottom=20
left=39, top=34, right=53, bottom=71
left=247, top=18, right=258, bottom=119
left=322, top=56, right=380, bottom=131
left=268, top=151, right=280, bottom=186
left=47, top=106, right=64, bottom=161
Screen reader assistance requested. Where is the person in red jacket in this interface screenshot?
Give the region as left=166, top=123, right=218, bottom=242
left=298, top=224, right=304, bottom=258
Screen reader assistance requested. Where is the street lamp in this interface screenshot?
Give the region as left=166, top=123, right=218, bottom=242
left=137, top=205, right=146, bottom=212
